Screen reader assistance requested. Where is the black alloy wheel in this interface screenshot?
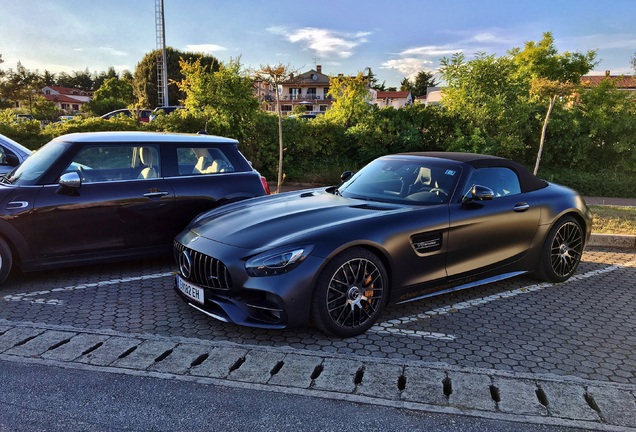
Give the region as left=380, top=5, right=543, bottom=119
left=540, top=216, right=584, bottom=283
left=311, top=248, right=387, bottom=337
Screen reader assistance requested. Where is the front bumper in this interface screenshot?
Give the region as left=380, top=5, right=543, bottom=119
left=173, top=234, right=324, bottom=329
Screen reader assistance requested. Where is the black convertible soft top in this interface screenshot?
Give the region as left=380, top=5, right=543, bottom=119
left=400, top=152, right=548, bottom=193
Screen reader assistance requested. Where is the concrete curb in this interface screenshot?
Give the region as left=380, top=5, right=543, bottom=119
left=2, top=320, right=636, bottom=430
left=589, top=233, right=636, bottom=249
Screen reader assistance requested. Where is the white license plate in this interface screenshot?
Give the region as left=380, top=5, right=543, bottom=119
left=176, top=275, right=204, bottom=304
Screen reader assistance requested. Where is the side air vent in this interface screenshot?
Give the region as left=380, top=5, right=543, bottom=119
left=411, top=232, right=442, bottom=254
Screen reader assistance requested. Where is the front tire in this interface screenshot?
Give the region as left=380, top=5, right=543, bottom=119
left=0, top=238, right=13, bottom=286
left=311, top=248, right=387, bottom=337
left=538, top=216, right=584, bottom=283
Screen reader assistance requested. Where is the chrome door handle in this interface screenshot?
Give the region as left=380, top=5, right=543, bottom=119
left=143, top=191, right=169, bottom=198
left=513, top=203, right=530, bottom=212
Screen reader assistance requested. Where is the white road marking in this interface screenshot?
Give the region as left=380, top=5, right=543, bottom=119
left=371, top=260, right=636, bottom=340
left=2, top=272, right=174, bottom=305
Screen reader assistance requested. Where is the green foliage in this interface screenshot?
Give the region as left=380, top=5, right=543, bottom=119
left=132, top=48, right=219, bottom=108
left=323, top=72, right=372, bottom=127
left=85, top=77, right=135, bottom=116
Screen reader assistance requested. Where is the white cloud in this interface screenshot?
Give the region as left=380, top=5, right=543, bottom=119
left=185, top=44, right=228, bottom=53
left=99, top=47, right=128, bottom=57
left=381, top=57, right=434, bottom=79
left=268, top=26, right=369, bottom=59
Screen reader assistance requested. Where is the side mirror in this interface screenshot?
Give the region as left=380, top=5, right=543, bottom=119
left=340, top=171, right=355, bottom=182
left=59, top=172, right=81, bottom=189
left=463, top=184, right=494, bottom=203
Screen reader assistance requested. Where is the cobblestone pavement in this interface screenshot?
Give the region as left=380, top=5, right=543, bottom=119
left=1, top=247, right=635, bottom=430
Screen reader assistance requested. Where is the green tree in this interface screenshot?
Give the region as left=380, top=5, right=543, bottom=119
left=412, top=71, right=438, bottom=97
left=511, top=32, right=597, bottom=173
left=133, top=48, right=219, bottom=108
left=0, top=62, right=44, bottom=114
left=439, top=52, right=531, bottom=159
left=84, top=77, right=135, bottom=116
left=56, top=68, right=94, bottom=90
left=323, top=72, right=372, bottom=128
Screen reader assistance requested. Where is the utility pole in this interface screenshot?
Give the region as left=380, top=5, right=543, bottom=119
left=155, top=0, right=169, bottom=107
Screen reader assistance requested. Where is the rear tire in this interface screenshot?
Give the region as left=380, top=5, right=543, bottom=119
left=311, top=248, right=387, bottom=337
left=538, top=216, right=584, bottom=283
left=0, top=238, right=13, bottom=286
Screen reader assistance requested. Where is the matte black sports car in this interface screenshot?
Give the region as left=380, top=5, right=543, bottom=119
left=174, top=152, right=592, bottom=337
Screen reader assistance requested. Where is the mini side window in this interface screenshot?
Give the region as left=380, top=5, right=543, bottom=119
left=178, top=147, right=235, bottom=175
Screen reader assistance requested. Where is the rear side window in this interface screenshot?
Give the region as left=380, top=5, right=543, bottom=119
left=464, top=167, right=521, bottom=198
left=177, top=146, right=249, bottom=176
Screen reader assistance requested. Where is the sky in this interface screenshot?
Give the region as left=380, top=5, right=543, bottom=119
left=1, top=0, right=635, bottom=88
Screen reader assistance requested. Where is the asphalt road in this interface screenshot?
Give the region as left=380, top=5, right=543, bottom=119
left=0, top=246, right=635, bottom=431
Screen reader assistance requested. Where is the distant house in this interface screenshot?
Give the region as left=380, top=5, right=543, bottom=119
left=581, top=71, right=635, bottom=91
left=374, top=91, right=412, bottom=108
left=41, top=86, right=93, bottom=114
left=275, top=65, right=333, bottom=116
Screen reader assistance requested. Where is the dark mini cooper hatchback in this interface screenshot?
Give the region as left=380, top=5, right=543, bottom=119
left=0, top=131, right=269, bottom=284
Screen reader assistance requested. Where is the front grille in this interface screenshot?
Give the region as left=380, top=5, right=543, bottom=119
left=174, top=241, right=232, bottom=290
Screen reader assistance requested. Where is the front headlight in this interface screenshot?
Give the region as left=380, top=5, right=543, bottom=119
left=246, top=245, right=314, bottom=277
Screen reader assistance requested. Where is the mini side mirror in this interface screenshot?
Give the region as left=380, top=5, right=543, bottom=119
left=59, top=172, right=81, bottom=189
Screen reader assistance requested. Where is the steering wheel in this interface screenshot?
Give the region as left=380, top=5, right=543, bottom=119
left=429, top=187, right=448, bottom=197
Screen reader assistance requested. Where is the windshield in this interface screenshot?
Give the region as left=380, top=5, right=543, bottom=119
left=338, top=157, right=462, bottom=205
left=4, top=141, right=67, bottom=185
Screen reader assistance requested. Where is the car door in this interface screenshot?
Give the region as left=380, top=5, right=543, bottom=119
left=162, top=143, right=267, bottom=232
left=446, top=167, right=542, bottom=277
left=23, top=144, right=176, bottom=258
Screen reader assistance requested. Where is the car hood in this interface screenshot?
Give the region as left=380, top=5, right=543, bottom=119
left=188, top=189, right=409, bottom=249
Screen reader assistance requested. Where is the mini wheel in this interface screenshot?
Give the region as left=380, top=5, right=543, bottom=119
left=0, top=237, right=13, bottom=285
left=311, top=248, right=387, bottom=337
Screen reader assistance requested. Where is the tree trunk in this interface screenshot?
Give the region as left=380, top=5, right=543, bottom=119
left=275, top=84, right=284, bottom=194
left=534, top=95, right=557, bottom=176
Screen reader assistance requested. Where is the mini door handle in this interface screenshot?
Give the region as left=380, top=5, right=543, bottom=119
left=513, top=203, right=530, bottom=212
left=143, top=191, right=169, bottom=198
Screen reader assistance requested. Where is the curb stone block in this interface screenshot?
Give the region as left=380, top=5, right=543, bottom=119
left=400, top=366, right=448, bottom=406
left=149, top=343, right=208, bottom=375
left=112, top=340, right=178, bottom=370
left=493, top=376, right=548, bottom=416
left=41, top=333, right=109, bottom=362
left=266, top=353, right=321, bottom=389
left=447, top=371, right=496, bottom=412
left=4, top=330, right=76, bottom=358
left=78, top=336, right=142, bottom=366
left=355, top=362, right=403, bottom=400
left=189, top=346, right=249, bottom=379
left=312, top=358, right=363, bottom=393
left=228, top=350, right=286, bottom=384
left=539, top=381, right=599, bottom=421
left=587, top=386, right=636, bottom=427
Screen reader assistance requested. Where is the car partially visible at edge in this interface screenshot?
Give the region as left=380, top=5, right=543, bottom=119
left=0, top=131, right=269, bottom=285
left=0, top=133, right=32, bottom=175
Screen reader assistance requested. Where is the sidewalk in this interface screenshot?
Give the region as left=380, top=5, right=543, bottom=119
left=584, top=196, right=636, bottom=207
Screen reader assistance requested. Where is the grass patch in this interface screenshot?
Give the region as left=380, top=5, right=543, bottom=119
left=590, top=205, right=636, bottom=235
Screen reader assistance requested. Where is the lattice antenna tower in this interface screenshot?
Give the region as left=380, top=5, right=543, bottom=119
left=155, top=0, right=169, bottom=107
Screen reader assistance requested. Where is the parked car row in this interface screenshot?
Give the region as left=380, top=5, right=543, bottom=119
left=0, top=131, right=592, bottom=337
